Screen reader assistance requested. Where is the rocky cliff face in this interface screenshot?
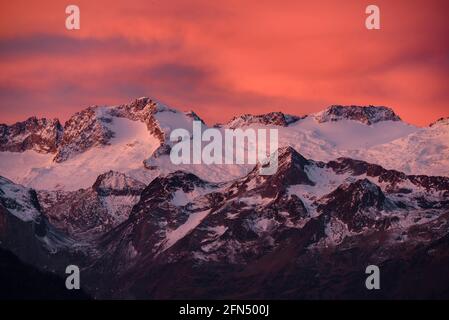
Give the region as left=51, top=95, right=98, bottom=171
left=222, top=112, right=304, bottom=129
left=315, top=105, right=401, bottom=125
left=0, top=117, right=63, bottom=153
left=61, top=147, right=448, bottom=299
left=37, top=171, right=146, bottom=239
left=54, top=107, right=115, bottom=162
left=54, top=98, right=173, bottom=162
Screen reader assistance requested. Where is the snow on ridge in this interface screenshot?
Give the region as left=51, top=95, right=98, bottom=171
left=162, top=209, right=211, bottom=252
left=170, top=187, right=213, bottom=206
left=0, top=176, right=40, bottom=222
left=429, top=117, right=449, bottom=128
left=363, top=123, right=449, bottom=177
left=0, top=96, right=206, bottom=191
left=0, top=117, right=160, bottom=191
left=1, top=97, right=447, bottom=191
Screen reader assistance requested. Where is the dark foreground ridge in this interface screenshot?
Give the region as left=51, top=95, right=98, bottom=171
left=0, top=248, right=90, bottom=300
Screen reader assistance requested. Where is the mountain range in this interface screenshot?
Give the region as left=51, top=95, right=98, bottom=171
left=1, top=97, right=448, bottom=299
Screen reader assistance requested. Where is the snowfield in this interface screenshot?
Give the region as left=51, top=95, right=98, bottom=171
left=0, top=99, right=448, bottom=193
left=0, top=116, right=160, bottom=190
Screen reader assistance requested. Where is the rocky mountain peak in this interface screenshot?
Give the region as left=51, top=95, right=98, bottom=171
left=53, top=106, right=114, bottom=163
left=141, top=171, right=209, bottom=199
left=429, top=116, right=449, bottom=128
left=92, top=171, right=145, bottom=196
left=0, top=117, right=63, bottom=153
left=315, top=105, right=401, bottom=125
left=266, top=147, right=314, bottom=188
left=108, top=97, right=155, bottom=120
left=231, top=146, right=314, bottom=198
left=221, top=112, right=303, bottom=129
left=53, top=97, right=179, bottom=163
left=185, top=110, right=205, bottom=124
left=277, top=146, right=310, bottom=169
left=317, top=178, right=394, bottom=231
left=110, top=97, right=175, bottom=120
left=327, top=157, right=449, bottom=193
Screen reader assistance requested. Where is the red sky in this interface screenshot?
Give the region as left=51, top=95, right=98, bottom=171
left=0, top=0, right=448, bottom=126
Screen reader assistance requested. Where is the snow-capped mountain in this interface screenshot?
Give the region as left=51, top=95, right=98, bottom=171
left=1, top=99, right=448, bottom=190
left=81, top=147, right=449, bottom=298
left=146, top=103, right=449, bottom=178
left=0, top=97, right=202, bottom=190
left=1, top=97, right=449, bottom=299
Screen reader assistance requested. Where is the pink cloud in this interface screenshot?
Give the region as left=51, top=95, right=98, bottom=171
left=0, top=0, right=448, bottom=126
